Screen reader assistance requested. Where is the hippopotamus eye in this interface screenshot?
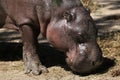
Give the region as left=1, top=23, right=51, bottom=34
left=75, top=34, right=88, bottom=43
left=63, top=12, right=74, bottom=22
left=76, top=35, right=85, bottom=43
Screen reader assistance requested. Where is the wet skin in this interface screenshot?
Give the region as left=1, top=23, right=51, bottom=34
left=0, top=0, right=103, bottom=75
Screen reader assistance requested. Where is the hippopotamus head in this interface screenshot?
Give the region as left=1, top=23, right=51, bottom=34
left=65, top=7, right=103, bottom=73
left=47, top=5, right=103, bottom=74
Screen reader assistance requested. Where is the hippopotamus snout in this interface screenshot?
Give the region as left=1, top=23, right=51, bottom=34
left=66, top=42, right=103, bottom=73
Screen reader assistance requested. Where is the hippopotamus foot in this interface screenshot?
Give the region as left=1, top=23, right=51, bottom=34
left=22, top=44, right=48, bottom=75
left=23, top=53, right=48, bottom=75
left=21, top=25, right=48, bottom=75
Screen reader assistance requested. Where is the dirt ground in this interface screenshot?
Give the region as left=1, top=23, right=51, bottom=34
left=0, top=0, right=120, bottom=80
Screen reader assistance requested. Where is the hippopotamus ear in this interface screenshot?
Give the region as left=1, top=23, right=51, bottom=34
left=63, top=11, right=75, bottom=22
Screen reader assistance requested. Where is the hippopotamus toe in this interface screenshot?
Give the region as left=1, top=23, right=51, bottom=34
left=25, top=63, right=48, bottom=75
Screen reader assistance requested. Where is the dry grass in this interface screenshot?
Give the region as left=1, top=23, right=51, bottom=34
left=98, top=31, right=120, bottom=57
left=97, top=31, right=120, bottom=77
left=81, top=0, right=98, bottom=12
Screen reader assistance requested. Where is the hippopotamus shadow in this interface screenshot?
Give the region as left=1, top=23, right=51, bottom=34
left=95, top=57, right=115, bottom=74
left=38, top=42, right=67, bottom=67
left=0, top=42, right=22, bottom=61
left=0, top=42, right=66, bottom=66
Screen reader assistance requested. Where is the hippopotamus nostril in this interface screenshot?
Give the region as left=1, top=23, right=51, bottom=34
left=92, top=59, right=103, bottom=67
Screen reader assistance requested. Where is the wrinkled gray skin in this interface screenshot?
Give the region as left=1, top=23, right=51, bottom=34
left=0, top=0, right=103, bottom=75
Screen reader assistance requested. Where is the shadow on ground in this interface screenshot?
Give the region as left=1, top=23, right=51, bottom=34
left=95, top=14, right=120, bottom=32
left=0, top=42, right=66, bottom=65
left=97, top=0, right=120, bottom=10
left=108, top=0, right=120, bottom=10
left=98, top=30, right=120, bottom=40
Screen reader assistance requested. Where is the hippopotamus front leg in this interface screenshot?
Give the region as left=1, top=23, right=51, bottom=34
left=20, top=25, right=48, bottom=75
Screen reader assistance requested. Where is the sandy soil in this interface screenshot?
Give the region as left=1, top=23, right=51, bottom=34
left=0, top=0, right=120, bottom=80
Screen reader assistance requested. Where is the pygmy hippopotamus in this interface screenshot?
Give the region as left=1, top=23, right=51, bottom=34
left=0, top=0, right=103, bottom=75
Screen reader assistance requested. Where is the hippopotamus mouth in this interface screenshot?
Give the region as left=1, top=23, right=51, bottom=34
left=65, top=43, right=103, bottom=74
left=66, top=54, right=103, bottom=74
